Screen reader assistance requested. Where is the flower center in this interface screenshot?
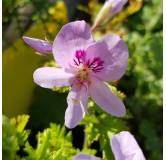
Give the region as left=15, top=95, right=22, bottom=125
left=73, top=49, right=104, bottom=73
left=74, top=66, right=89, bottom=92
left=73, top=49, right=104, bottom=91
left=77, top=66, right=89, bottom=81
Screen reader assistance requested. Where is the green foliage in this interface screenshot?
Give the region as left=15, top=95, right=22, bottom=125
left=108, top=84, right=126, bottom=100
left=52, top=86, right=70, bottom=93
left=2, top=0, right=29, bottom=23
left=11, top=115, right=31, bottom=146
left=123, top=25, right=163, bottom=160
left=2, top=115, right=30, bottom=160
left=2, top=114, right=97, bottom=160
left=24, top=124, right=77, bottom=160
left=120, top=0, right=163, bottom=159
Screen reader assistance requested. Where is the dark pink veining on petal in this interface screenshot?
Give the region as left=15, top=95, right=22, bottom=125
left=73, top=50, right=85, bottom=66
left=86, top=57, right=104, bottom=73
left=73, top=49, right=104, bottom=73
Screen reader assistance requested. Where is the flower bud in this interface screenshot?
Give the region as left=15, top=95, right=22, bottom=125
left=92, top=0, right=128, bottom=31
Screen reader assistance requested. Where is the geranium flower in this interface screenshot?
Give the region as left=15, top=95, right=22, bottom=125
left=23, top=37, right=52, bottom=55
left=73, top=131, right=146, bottom=160
left=24, top=20, right=128, bottom=128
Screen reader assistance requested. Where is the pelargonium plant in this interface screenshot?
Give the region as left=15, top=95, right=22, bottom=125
left=23, top=20, right=128, bottom=129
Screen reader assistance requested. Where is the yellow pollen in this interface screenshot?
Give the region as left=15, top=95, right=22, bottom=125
left=72, top=98, right=79, bottom=103
left=77, top=66, right=89, bottom=81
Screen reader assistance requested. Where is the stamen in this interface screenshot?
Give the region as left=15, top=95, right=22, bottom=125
left=72, top=98, right=79, bottom=103
left=73, top=59, right=79, bottom=66
left=74, top=78, right=88, bottom=92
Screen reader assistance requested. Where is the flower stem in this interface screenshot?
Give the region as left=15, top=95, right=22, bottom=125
left=83, top=125, right=88, bottom=148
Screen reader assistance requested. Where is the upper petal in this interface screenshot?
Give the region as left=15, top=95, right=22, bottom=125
left=73, top=153, right=99, bottom=160
left=23, top=36, right=52, bottom=55
left=110, top=131, right=146, bottom=160
left=85, top=34, right=128, bottom=82
left=89, top=77, right=126, bottom=117
left=33, top=67, right=75, bottom=88
left=53, top=20, right=94, bottom=68
left=65, top=84, right=89, bottom=128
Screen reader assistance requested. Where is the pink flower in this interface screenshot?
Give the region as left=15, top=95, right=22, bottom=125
left=73, top=131, right=146, bottom=160
left=23, top=37, right=52, bottom=55
left=25, top=20, right=128, bottom=128
left=110, top=131, right=146, bottom=160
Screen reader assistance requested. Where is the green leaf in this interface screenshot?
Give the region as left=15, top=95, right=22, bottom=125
left=10, top=115, right=30, bottom=133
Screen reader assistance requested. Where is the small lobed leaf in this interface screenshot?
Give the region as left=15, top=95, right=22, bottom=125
left=10, top=114, right=30, bottom=133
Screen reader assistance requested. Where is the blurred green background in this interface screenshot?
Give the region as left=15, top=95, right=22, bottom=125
left=2, top=0, right=163, bottom=159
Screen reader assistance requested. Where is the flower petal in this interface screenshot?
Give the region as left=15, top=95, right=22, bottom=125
left=53, top=20, right=94, bottom=68
left=65, top=84, right=89, bottom=128
left=89, top=78, right=126, bottom=117
left=85, top=34, right=128, bottom=81
left=33, top=67, right=75, bottom=88
left=110, top=131, right=146, bottom=160
left=73, top=153, right=99, bottom=160
left=23, top=36, right=52, bottom=54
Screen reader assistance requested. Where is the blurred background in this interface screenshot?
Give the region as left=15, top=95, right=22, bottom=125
left=2, top=0, right=163, bottom=159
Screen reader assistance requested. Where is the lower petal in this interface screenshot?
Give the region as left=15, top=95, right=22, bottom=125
left=33, top=67, right=75, bottom=88
left=89, top=78, right=126, bottom=117
left=65, top=84, right=89, bottom=128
